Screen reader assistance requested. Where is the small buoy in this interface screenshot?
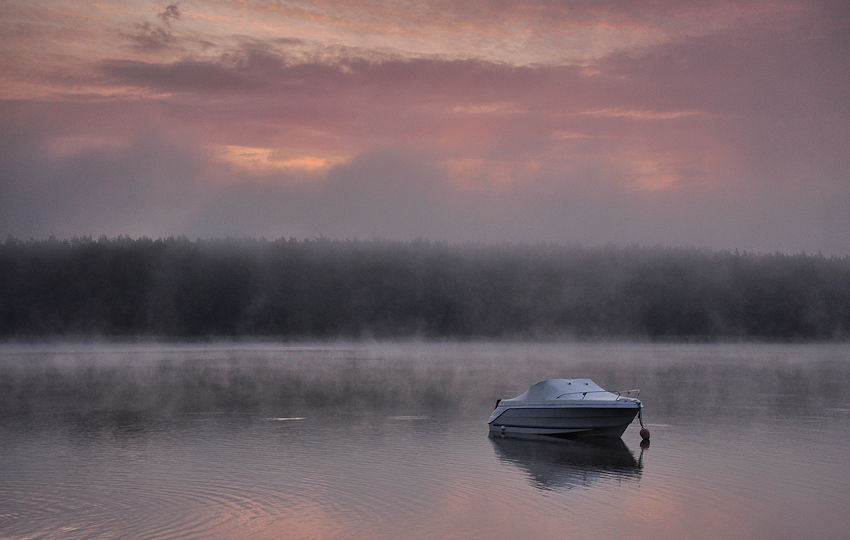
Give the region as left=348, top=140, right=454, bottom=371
left=640, top=438, right=650, bottom=449
left=640, top=427, right=651, bottom=440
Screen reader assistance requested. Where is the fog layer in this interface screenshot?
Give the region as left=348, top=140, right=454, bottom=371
left=2, top=237, right=848, bottom=340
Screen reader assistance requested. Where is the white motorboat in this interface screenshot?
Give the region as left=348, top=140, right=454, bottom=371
left=488, top=379, right=642, bottom=438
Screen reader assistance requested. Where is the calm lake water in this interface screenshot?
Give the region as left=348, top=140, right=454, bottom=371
left=1, top=342, right=849, bottom=539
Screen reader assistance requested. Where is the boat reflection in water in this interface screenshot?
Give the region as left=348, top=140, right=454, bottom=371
left=490, top=435, right=643, bottom=491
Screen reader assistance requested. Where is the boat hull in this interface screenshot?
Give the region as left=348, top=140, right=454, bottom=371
left=488, top=405, right=639, bottom=438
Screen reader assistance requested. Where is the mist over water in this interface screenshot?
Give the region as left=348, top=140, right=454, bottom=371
left=2, top=342, right=850, bottom=539
left=2, top=341, right=847, bottom=421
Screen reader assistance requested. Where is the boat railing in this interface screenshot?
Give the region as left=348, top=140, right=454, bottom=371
left=554, top=389, right=640, bottom=400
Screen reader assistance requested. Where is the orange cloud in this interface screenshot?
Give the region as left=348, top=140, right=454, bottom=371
left=216, top=145, right=348, bottom=179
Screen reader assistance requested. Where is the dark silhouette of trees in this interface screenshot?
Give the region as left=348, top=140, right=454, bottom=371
left=1, top=236, right=848, bottom=340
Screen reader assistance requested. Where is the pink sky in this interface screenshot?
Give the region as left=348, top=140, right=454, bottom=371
left=1, top=1, right=848, bottom=253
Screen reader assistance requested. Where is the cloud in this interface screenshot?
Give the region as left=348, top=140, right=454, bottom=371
left=158, top=4, right=181, bottom=27
left=1, top=0, right=849, bottom=253
left=120, top=4, right=188, bottom=54
left=186, top=148, right=448, bottom=239
left=0, top=121, right=215, bottom=239
left=100, top=47, right=325, bottom=95
left=123, top=22, right=176, bottom=53
left=183, top=0, right=807, bottom=66
left=2, top=109, right=848, bottom=253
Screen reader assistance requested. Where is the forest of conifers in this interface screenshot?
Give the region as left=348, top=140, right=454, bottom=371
left=1, top=236, right=849, bottom=340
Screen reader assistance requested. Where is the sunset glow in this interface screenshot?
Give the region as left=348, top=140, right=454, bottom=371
left=1, top=0, right=847, bottom=252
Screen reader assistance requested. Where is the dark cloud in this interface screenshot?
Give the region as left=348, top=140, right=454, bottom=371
left=100, top=48, right=344, bottom=94
left=158, top=4, right=181, bottom=27
left=96, top=22, right=849, bottom=154
left=98, top=46, right=529, bottom=96
left=122, top=22, right=176, bottom=52
left=122, top=4, right=183, bottom=52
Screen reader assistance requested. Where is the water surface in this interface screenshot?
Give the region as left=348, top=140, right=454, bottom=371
left=1, top=342, right=849, bottom=539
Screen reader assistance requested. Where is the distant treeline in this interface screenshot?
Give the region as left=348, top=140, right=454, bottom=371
left=1, top=236, right=849, bottom=340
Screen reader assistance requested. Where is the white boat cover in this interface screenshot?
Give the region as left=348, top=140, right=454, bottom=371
left=499, top=379, right=617, bottom=406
